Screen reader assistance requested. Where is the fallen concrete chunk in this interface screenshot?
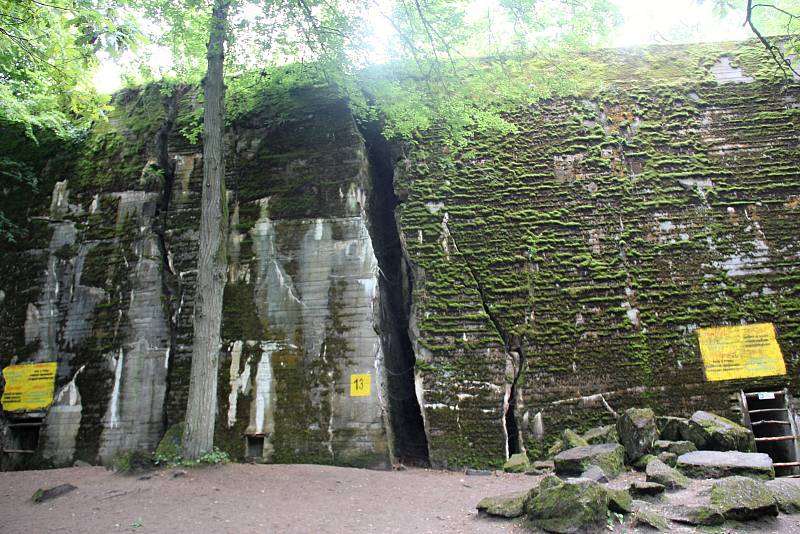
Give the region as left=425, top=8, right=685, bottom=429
left=629, top=481, right=665, bottom=497
left=526, top=476, right=608, bottom=533
left=476, top=491, right=527, bottom=518
left=657, top=416, right=690, bottom=441
left=668, top=504, right=725, bottom=526
left=579, top=465, right=608, bottom=483
left=676, top=450, right=774, bottom=480
left=686, top=411, right=755, bottom=452
left=582, top=425, right=618, bottom=445
left=646, top=458, right=689, bottom=490
left=633, top=509, right=671, bottom=531
left=606, top=487, right=632, bottom=514
left=656, top=452, right=677, bottom=467
left=554, top=443, right=625, bottom=478
left=617, top=408, right=658, bottom=463
left=503, top=452, right=530, bottom=473
left=528, top=460, right=554, bottom=475
left=32, top=484, right=77, bottom=503
left=562, top=429, right=588, bottom=449
left=710, top=476, right=778, bottom=521
left=765, top=478, right=800, bottom=513
left=653, top=440, right=696, bottom=456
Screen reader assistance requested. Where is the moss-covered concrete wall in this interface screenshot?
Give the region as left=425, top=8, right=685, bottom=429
left=1, top=39, right=798, bottom=471
left=399, top=40, right=800, bottom=467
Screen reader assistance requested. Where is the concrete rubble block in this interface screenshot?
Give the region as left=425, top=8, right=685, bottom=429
left=562, top=428, right=588, bottom=449
left=656, top=416, right=690, bottom=441
left=632, top=509, right=671, bottom=531
left=606, top=487, right=633, bottom=514
left=710, top=476, right=779, bottom=521
left=476, top=491, right=527, bottom=518
left=686, top=410, right=756, bottom=452
left=765, top=478, right=800, bottom=514
left=578, top=465, right=608, bottom=483
left=554, top=443, right=625, bottom=478
left=503, top=452, right=530, bottom=473
left=582, top=424, right=618, bottom=445
left=530, top=460, right=555, bottom=475
left=667, top=504, right=725, bottom=526
left=616, top=408, right=658, bottom=463
left=645, top=458, right=690, bottom=490
left=629, top=481, right=666, bottom=497
left=676, top=450, right=774, bottom=480
left=653, top=439, right=697, bottom=456
left=632, top=454, right=657, bottom=471
left=656, top=452, right=677, bottom=467
left=525, top=475, right=608, bottom=533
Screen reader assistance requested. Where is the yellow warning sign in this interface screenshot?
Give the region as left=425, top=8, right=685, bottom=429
left=1, top=362, right=58, bottom=412
left=697, top=323, right=785, bottom=382
left=350, top=373, right=371, bottom=397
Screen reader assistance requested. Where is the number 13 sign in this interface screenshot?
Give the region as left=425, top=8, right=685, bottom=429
left=350, top=373, right=371, bottom=397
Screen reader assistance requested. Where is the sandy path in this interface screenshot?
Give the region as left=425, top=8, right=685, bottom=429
left=0, top=464, right=535, bottom=533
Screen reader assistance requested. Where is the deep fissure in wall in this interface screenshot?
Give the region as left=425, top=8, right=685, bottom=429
left=359, top=122, right=430, bottom=466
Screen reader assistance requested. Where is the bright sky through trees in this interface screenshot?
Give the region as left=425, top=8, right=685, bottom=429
left=90, top=0, right=753, bottom=94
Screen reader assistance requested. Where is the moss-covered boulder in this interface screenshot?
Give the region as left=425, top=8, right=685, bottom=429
left=710, top=476, right=778, bottom=521
left=503, top=452, right=530, bottom=473
left=656, top=452, right=677, bottom=467
left=645, top=458, right=690, bottom=490
left=617, top=408, right=658, bottom=463
left=476, top=491, right=527, bottom=518
left=562, top=429, right=588, bottom=449
left=607, top=488, right=633, bottom=514
left=676, top=450, right=774, bottom=480
left=629, top=481, right=665, bottom=497
left=632, top=509, right=671, bottom=531
left=686, top=411, right=755, bottom=452
left=632, top=454, right=657, bottom=471
left=582, top=425, right=618, bottom=445
left=653, top=440, right=696, bottom=456
left=668, top=504, right=725, bottom=526
left=765, top=478, right=800, bottom=514
left=526, top=476, right=608, bottom=533
left=554, top=443, right=625, bottom=478
left=657, top=416, right=691, bottom=441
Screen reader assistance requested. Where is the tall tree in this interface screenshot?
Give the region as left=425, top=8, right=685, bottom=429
left=182, top=0, right=231, bottom=459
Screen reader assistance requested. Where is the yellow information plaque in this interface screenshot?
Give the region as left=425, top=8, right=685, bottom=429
left=1, top=362, right=58, bottom=411
left=350, top=373, right=371, bottom=397
left=697, top=323, right=785, bottom=382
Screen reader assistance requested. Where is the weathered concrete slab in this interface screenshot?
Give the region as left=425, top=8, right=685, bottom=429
left=676, top=450, right=774, bottom=480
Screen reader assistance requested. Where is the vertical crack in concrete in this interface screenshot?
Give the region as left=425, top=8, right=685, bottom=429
left=443, top=216, right=527, bottom=458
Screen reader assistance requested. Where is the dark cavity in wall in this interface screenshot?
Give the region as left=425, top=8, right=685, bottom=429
left=359, top=121, right=430, bottom=467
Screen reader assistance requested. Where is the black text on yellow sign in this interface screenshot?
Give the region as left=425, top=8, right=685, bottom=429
left=350, top=373, right=371, bottom=397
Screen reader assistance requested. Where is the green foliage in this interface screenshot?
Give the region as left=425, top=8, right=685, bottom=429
left=109, top=450, right=156, bottom=474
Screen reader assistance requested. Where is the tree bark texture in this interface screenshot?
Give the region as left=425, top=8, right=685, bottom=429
left=182, top=0, right=230, bottom=460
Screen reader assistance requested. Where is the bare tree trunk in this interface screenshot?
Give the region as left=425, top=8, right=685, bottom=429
left=182, top=0, right=230, bottom=460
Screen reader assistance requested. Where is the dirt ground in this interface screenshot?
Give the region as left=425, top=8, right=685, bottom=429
left=2, top=464, right=800, bottom=534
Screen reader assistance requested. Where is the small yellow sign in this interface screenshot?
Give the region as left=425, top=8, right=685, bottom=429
left=697, top=323, right=785, bottom=382
left=350, top=373, right=371, bottom=397
left=1, top=362, right=58, bottom=412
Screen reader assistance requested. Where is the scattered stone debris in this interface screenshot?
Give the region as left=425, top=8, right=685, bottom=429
left=476, top=491, right=526, bottom=518
left=617, top=408, right=658, bottom=463
left=710, top=476, right=779, bottom=520
left=629, top=480, right=666, bottom=497
left=645, top=458, right=690, bottom=490
left=477, top=406, right=794, bottom=532
left=502, top=452, right=530, bottom=473
left=32, top=484, right=77, bottom=503
left=582, top=425, right=618, bottom=445
left=676, top=450, right=774, bottom=480
left=464, top=468, right=492, bottom=476
left=171, top=469, right=188, bottom=479
left=632, top=509, right=671, bottom=531
left=553, top=443, right=624, bottom=478
left=525, top=476, right=608, bottom=533
left=765, top=478, right=800, bottom=513
left=686, top=410, right=756, bottom=452
left=667, top=504, right=725, bottom=526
